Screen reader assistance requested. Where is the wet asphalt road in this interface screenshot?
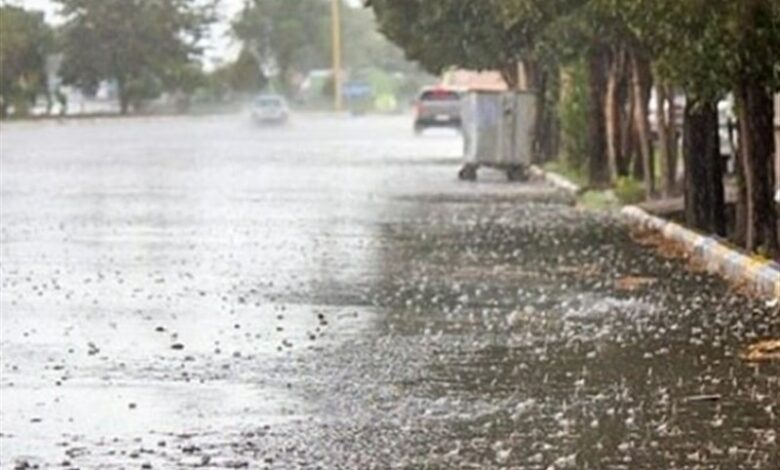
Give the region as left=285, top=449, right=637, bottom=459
left=1, top=114, right=778, bottom=469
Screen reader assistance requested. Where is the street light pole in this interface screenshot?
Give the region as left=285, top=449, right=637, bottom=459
left=331, top=0, right=343, bottom=112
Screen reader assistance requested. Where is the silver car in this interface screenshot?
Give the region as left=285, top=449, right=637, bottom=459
left=413, top=87, right=462, bottom=134
left=251, top=95, right=289, bottom=125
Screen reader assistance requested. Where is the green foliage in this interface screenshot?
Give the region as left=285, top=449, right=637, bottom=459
left=542, top=161, right=588, bottom=187
left=195, top=50, right=270, bottom=105
left=497, top=0, right=591, bottom=62
left=341, top=7, right=414, bottom=73
left=369, top=0, right=530, bottom=83
left=557, top=61, right=590, bottom=172
left=124, top=72, right=164, bottom=110
left=167, top=63, right=207, bottom=96
left=357, top=68, right=395, bottom=96
left=619, top=0, right=779, bottom=100
left=234, top=0, right=330, bottom=96
left=228, top=49, right=268, bottom=93
left=55, top=0, right=216, bottom=113
left=579, top=189, right=620, bottom=209
left=613, top=176, right=646, bottom=204
left=234, top=1, right=415, bottom=97
left=0, top=6, right=53, bottom=117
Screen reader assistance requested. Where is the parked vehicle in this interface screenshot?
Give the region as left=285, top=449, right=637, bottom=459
left=251, top=94, right=289, bottom=125
left=343, top=80, right=374, bottom=115
left=413, top=87, right=462, bottom=134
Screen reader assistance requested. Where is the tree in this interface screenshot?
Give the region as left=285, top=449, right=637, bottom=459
left=585, top=46, right=611, bottom=187
left=623, top=0, right=779, bottom=255
left=370, top=0, right=578, bottom=163
left=683, top=99, right=726, bottom=236
left=370, top=0, right=558, bottom=87
left=165, top=62, right=207, bottom=112
left=55, top=0, right=215, bottom=114
left=234, top=1, right=420, bottom=98
left=233, top=0, right=331, bottom=97
left=340, top=5, right=414, bottom=74
left=228, top=48, right=268, bottom=93
left=0, top=5, right=53, bottom=117
left=731, top=0, right=779, bottom=256
left=368, top=0, right=779, bottom=256
left=513, top=0, right=778, bottom=253
left=539, top=0, right=656, bottom=189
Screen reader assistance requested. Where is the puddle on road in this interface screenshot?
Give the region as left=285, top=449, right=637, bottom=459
left=1, top=380, right=301, bottom=464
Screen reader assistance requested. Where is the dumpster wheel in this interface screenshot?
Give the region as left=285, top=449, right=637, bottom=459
left=458, top=164, right=478, bottom=181
left=506, top=165, right=527, bottom=182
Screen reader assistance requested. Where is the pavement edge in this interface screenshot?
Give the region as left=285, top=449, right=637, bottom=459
left=530, top=165, right=778, bottom=299
left=529, top=165, right=581, bottom=194
left=621, top=205, right=780, bottom=300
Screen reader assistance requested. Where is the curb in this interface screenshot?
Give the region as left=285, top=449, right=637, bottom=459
left=529, top=165, right=582, bottom=194
left=622, top=205, right=780, bottom=300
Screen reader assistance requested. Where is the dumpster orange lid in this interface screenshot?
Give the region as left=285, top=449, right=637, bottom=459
left=442, top=70, right=509, bottom=92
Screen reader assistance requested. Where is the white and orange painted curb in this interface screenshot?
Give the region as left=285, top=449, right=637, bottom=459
left=622, top=206, right=780, bottom=299
left=531, top=166, right=779, bottom=299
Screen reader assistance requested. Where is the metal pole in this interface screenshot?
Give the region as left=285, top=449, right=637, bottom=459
left=331, top=0, right=343, bottom=112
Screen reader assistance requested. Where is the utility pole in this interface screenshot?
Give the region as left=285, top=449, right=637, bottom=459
left=331, top=0, right=343, bottom=112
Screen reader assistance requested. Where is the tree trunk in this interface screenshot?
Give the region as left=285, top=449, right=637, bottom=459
left=520, top=59, right=537, bottom=91
left=630, top=51, right=654, bottom=197
left=775, top=94, right=780, bottom=246
left=278, top=62, right=294, bottom=98
left=117, top=77, right=130, bottom=115
left=657, top=84, right=677, bottom=197
left=587, top=49, right=610, bottom=188
left=501, top=64, right=520, bottom=91
left=683, top=98, right=726, bottom=236
left=620, top=81, right=636, bottom=177
left=541, top=68, right=562, bottom=163
left=707, top=105, right=727, bottom=237
left=605, top=50, right=623, bottom=182
left=45, top=90, right=53, bottom=116
left=631, top=124, right=645, bottom=181
left=667, top=86, right=680, bottom=192
left=736, top=80, right=779, bottom=256
left=734, top=148, right=748, bottom=246
left=533, top=69, right=552, bottom=163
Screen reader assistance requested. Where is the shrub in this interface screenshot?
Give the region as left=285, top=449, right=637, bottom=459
left=614, top=177, right=646, bottom=204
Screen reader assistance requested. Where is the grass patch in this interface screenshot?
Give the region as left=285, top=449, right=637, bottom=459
left=613, top=177, right=646, bottom=204
left=542, top=161, right=588, bottom=187
left=579, top=189, right=620, bottom=210
left=543, top=158, right=648, bottom=208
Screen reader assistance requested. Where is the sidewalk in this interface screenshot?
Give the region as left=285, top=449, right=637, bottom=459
left=532, top=165, right=780, bottom=300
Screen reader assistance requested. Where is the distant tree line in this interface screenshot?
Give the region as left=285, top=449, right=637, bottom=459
left=232, top=0, right=420, bottom=98
left=0, top=0, right=217, bottom=116
left=0, top=0, right=424, bottom=118
left=56, top=0, right=217, bottom=114
left=0, top=5, right=53, bottom=117
left=368, top=0, right=780, bottom=258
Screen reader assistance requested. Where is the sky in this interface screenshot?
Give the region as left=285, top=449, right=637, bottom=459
left=10, top=0, right=249, bottom=25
